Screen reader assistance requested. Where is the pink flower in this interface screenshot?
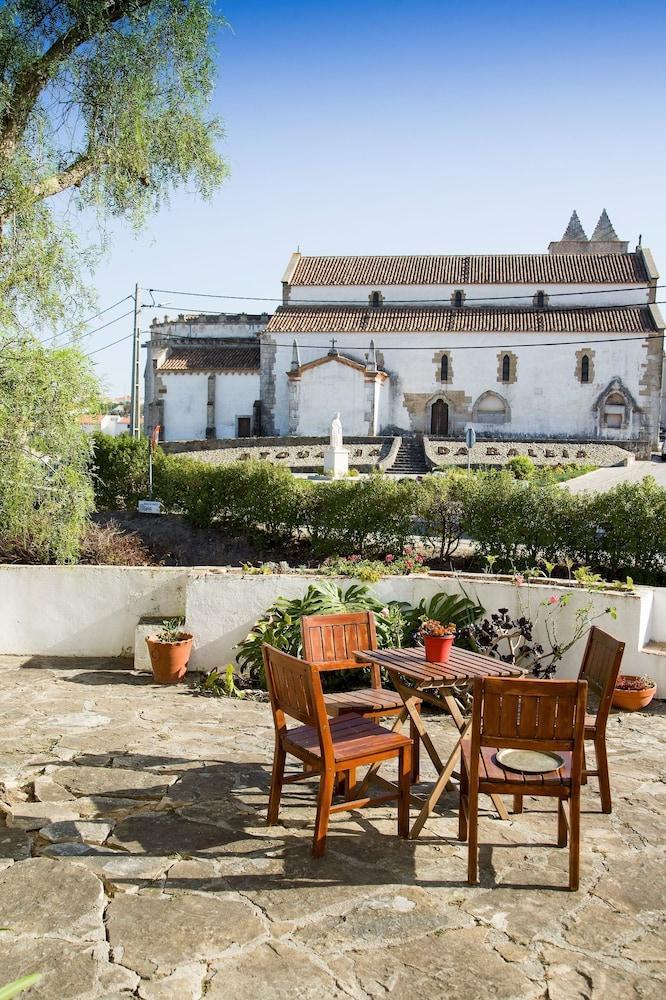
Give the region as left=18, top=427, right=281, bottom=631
left=385, top=554, right=395, bottom=563
left=512, top=574, right=525, bottom=587
left=348, top=554, right=361, bottom=563
left=405, top=559, right=414, bottom=571
left=548, top=595, right=559, bottom=605
left=403, top=545, right=413, bottom=555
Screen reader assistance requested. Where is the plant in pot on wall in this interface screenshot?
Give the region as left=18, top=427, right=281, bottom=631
left=146, top=618, right=193, bottom=684
left=612, top=675, right=657, bottom=712
left=419, top=619, right=457, bottom=664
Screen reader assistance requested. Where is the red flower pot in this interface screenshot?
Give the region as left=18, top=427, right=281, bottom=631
left=145, top=633, right=193, bottom=684
left=612, top=675, right=657, bottom=711
left=424, top=634, right=454, bottom=664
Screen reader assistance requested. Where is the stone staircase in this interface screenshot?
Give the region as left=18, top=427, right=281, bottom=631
left=388, top=437, right=429, bottom=476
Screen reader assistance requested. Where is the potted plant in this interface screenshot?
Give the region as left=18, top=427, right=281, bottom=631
left=419, top=619, right=457, bottom=664
left=145, top=618, right=193, bottom=684
left=612, top=674, right=657, bottom=712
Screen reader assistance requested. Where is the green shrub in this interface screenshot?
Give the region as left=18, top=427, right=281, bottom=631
left=91, top=433, right=148, bottom=508
left=506, top=455, right=535, bottom=479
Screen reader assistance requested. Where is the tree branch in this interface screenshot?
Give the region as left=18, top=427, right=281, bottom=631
left=0, top=0, right=151, bottom=159
left=32, top=152, right=98, bottom=199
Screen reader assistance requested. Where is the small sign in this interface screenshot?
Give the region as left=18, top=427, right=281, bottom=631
left=465, top=427, right=476, bottom=450
left=137, top=499, right=162, bottom=515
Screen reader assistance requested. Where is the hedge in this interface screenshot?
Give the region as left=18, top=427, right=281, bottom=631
left=91, top=434, right=666, bottom=584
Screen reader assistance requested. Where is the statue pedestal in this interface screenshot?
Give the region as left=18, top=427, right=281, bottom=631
left=323, top=446, right=349, bottom=478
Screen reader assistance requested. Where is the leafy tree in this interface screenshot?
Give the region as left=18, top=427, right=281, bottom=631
left=0, top=0, right=227, bottom=333
left=0, top=337, right=99, bottom=562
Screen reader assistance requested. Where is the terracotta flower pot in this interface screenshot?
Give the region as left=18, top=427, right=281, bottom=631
left=612, top=675, right=657, bottom=711
left=145, top=633, right=193, bottom=684
left=424, top=634, right=454, bottom=664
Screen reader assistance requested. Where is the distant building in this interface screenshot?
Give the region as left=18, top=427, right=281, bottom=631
left=78, top=414, right=129, bottom=436
left=144, top=312, right=270, bottom=441
left=144, top=212, right=664, bottom=455
left=263, top=211, right=663, bottom=454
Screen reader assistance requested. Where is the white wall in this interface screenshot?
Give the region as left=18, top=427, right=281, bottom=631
left=295, top=363, right=370, bottom=436
left=162, top=373, right=208, bottom=441
left=269, top=331, right=649, bottom=439
left=215, top=372, right=260, bottom=439
left=288, top=282, right=649, bottom=308
left=0, top=566, right=187, bottom=657
left=2, top=567, right=663, bottom=694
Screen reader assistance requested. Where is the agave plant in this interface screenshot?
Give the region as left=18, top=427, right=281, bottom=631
left=0, top=976, right=42, bottom=1000
left=402, top=590, right=485, bottom=646
left=236, top=581, right=401, bottom=684
left=235, top=581, right=484, bottom=685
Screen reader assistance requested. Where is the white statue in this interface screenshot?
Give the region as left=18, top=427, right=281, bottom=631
left=330, top=412, right=343, bottom=449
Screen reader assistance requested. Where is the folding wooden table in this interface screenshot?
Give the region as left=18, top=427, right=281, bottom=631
left=354, top=646, right=523, bottom=837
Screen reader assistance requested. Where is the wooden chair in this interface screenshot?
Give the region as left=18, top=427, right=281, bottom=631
left=577, top=626, right=625, bottom=813
left=263, top=644, right=412, bottom=857
left=459, top=677, right=588, bottom=890
left=301, top=612, right=421, bottom=785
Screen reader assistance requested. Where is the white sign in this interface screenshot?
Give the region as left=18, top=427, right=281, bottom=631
left=137, top=500, right=162, bottom=515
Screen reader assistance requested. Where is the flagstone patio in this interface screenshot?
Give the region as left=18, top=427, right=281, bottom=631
left=0, top=656, right=664, bottom=999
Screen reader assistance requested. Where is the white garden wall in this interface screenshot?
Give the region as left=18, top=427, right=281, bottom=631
left=0, top=566, right=664, bottom=693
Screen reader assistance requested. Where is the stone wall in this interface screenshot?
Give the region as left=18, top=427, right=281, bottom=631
left=424, top=437, right=634, bottom=469
left=162, top=436, right=395, bottom=471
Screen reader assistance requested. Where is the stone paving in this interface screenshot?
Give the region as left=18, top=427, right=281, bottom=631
left=0, top=656, right=664, bottom=1000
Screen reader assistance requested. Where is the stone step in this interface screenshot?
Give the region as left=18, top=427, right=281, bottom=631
left=641, top=641, right=666, bottom=657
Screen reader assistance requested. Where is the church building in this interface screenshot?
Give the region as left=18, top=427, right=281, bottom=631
left=145, top=212, right=663, bottom=456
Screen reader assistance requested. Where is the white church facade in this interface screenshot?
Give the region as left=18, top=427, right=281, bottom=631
left=145, top=212, right=663, bottom=456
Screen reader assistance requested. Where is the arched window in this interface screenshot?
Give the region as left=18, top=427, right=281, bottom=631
left=452, top=289, right=464, bottom=308
left=473, top=391, right=509, bottom=425
left=440, top=355, right=449, bottom=383
left=369, top=290, right=382, bottom=308
left=535, top=290, right=545, bottom=308
left=501, top=354, right=511, bottom=382
left=581, top=354, right=590, bottom=383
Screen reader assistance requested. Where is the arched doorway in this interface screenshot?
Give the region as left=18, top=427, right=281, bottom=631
left=431, top=398, right=448, bottom=435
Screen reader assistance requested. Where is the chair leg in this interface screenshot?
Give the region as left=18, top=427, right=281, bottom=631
left=398, top=745, right=411, bottom=838
left=513, top=795, right=523, bottom=814
left=410, top=713, right=420, bottom=784
left=595, top=735, right=612, bottom=814
left=458, top=756, right=468, bottom=842
left=557, top=799, right=568, bottom=847
left=467, top=785, right=479, bottom=884
left=267, top=741, right=286, bottom=825
left=313, top=769, right=335, bottom=857
left=345, top=767, right=357, bottom=801
left=569, top=788, right=581, bottom=891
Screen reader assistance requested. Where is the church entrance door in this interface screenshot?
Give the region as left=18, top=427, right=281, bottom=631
left=431, top=399, right=448, bottom=435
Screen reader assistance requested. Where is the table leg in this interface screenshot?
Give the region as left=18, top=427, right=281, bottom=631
left=443, top=691, right=508, bottom=821
left=410, top=718, right=472, bottom=838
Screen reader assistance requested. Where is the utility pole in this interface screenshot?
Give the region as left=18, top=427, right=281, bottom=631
left=129, top=283, right=141, bottom=438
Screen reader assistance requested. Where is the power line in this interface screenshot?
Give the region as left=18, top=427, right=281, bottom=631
left=84, top=330, right=135, bottom=357
left=147, top=283, right=666, bottom=307
left=43, top=295, right=134, bottom=343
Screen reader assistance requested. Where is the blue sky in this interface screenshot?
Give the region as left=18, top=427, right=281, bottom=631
left=73, top=0, right=666, bottom=394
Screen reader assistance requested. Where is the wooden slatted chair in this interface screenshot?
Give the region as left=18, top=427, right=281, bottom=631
left=577, top=626, right=625, bottom=813
left=263, top=643, right=412, bottom=857
left=301, top=611, right=420, bottom=785
left=459, top=676, right=587, bottom=890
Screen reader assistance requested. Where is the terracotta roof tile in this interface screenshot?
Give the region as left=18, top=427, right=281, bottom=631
left=266, top=304, right=656, bottom=335
left=157, top=345, right=259, bottom=372
left=289, top=254, right=648, bottom=286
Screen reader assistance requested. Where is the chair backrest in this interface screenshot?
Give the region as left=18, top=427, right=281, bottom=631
left=262, top=644, right=333, bottom=760
left=578, top=625, right=625, bottom=730
left=470, top=677, right=588, bottom=780
left=301, top=611, right=378, bottom=671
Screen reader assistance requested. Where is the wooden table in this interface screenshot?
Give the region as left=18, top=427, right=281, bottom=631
left=354, top=646, right=523, bottom=837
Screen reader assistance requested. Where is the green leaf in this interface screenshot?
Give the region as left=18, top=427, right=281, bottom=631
left=0, top=975, right=43, bottom=1000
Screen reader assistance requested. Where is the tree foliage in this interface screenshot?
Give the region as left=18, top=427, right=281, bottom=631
left=0, top=336, right=99, bottom=561
left=0, top=0, right=227, bottom=332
